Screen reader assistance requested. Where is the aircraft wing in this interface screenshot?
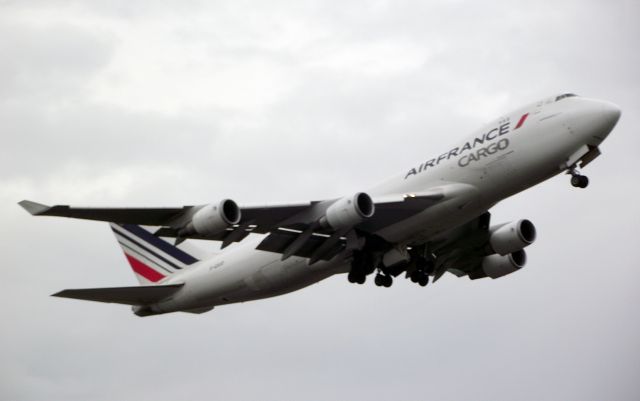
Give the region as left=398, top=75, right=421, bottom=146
left=426, top=212, right=493, bottom=281
left=18, top=200, right=313, bottom=231
left=19, top=200, right=191, bottom=226
left=20, top=190, right=443, bottom=235
left=19, top=183, right=468, bottom=261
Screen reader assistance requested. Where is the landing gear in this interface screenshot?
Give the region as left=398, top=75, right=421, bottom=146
left=348, top=271, right=366, bottom=284
left=410, top=270, right=421, bottom=282
left=348, top=251, right=371, bottom=285
left=408, top=252, right=434, bottom=287
left=348, top=250, right=395, bottom=287
left=374, top=273, right=393, bottom=288
left=348, top=242, right=433, bottom=289
left=570, top=174, right=589, bottom=188
left=568, top=167, right=589, bottom=188
left=410, top=269, right=429, bottom=287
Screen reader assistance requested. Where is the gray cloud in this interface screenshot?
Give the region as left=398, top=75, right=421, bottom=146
left=2, top=1, right=639, bottom=400
left=0, top=19, right=113, bottom=101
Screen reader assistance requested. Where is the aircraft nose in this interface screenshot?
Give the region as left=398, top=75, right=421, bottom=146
left=601, top=101, right=621, bottom=130
left=570, top=98, right=621, bottom=144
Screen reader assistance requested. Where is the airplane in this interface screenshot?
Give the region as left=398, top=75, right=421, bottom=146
left=19, top=93, right=621, bottom=316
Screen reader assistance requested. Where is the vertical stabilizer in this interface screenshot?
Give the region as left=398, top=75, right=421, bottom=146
left=110, top=223, right=200, bottom=284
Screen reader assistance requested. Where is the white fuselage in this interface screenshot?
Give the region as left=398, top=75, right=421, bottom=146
left=151, top=95, right=620, bottom=314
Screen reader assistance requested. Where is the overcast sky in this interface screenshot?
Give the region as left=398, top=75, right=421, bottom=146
left=2, top=1, right=639, bottom=400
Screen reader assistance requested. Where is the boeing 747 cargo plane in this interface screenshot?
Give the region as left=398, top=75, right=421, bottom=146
left=20, top=93, right=621, bottom=316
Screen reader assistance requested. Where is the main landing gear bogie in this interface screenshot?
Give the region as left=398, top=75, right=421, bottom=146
left=348, top=248, right=435, bottom=288
left=348, top=251, right=394, bottom=287
left=347, top=271, right=366, bottom=284
left=409, top=257, right=433, bottom=287
left=410, top=270, right=430, bottom=287
left=374, top=273, right=393, bottom=288
left=347, top=251, right=370, bottom=285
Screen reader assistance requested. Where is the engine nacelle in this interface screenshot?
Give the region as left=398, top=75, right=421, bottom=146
left=191, top=199, right=241, bottom=236
left=489, top=219, right=536, bottom=255
left=321, top=192, right=374, bottom=230
left=482, top=250, right=527, bottom=279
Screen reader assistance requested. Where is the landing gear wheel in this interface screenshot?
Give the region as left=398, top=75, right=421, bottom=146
left=423, top=260, right=435, bottom=275
left=348, top=272, right=362, bottom=283
left=375, top=273, right=393, bottom=287
left=410, top=252, right=434, bottom=287
left=410, top=270, right=421, bottom=283
left=570, top=174, right=589, bottom=188
left=348, top=271, right=366, bottom=284
left=568, top=166, right=589, bottom=189
left=349, top=251, right=369, bottom=285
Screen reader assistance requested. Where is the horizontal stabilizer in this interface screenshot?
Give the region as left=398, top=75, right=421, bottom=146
left=52, top=284, right=184, bottom=305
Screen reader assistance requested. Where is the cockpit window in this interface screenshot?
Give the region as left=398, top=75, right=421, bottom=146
left=555, top=93, right=577, bottom=101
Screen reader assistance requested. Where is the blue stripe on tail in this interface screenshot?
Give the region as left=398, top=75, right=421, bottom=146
left=119, top=224, right=199, bottom=265
left=111, top=228, right=183, bottom=271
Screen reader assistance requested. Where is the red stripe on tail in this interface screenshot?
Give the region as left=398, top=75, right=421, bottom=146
left=515, top=113, right=529, bottom=129
left=125, top=254, right=165, bottom=282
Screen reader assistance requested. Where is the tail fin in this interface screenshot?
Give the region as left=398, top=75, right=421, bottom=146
left=110, top=223, right=200, bottom=284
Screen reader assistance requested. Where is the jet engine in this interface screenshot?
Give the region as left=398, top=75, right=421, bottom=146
left=482, top=249, right=527, bottom=279
left=320, top=192, right=374, bottom=230
left=189, top=199, right=241, bottom=236
left=489, top=219, right=536, bottom=255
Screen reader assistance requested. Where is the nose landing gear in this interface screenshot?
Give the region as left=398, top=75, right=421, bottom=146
left=571, top=174, right=589, bottom=188
left=568, top=167, right=589, bottom=188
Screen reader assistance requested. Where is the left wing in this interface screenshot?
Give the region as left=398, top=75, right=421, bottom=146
left=19, top=184, right=469, bottom=261
left=19, top=190, right=445, bottom=232
left=18, top=200, right=191, bottom=226
left=18, top=199, right=314, bottom=232
left=422, top=212, right=531, bottom=282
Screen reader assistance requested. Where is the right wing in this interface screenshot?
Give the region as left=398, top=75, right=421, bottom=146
left=425, top=212, right=492, bottom=282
